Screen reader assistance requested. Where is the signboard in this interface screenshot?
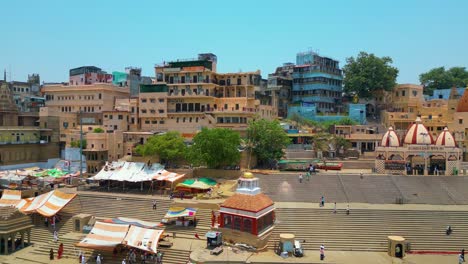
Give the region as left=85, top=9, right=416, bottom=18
left=384, top=161, right=406, bottom=170
left=81, top=118, right=96, bottom=124
left=182, top=66, right=204, bottom=72
left=408, top=146, right=445, bottom=151
left=168, top=99, right=183, bottom=103
left=163, top=68, right=181, bottom=73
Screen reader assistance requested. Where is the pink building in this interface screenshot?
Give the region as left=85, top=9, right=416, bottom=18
left=69, top=66, right=112, bottom=85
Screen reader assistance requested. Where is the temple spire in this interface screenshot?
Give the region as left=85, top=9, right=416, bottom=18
left=3, top=69, right=6, bottom=82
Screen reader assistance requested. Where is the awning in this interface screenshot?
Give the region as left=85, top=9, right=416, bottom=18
left=90, top=162, right=183, bottom=183
left=103, top=217, right=160, bottom=229
left=164, top=207, right=198, bottom=219
left=123, top=225, right=164, bottom=253
left=20, top=190, right=77, bottom=217
left=176, top=178, right=217, bottom=190
left=0, top=190, right=22, bottom=207
left=76, top=222, right=130, bottom=251
left=153, top=170, right=185, bottom=182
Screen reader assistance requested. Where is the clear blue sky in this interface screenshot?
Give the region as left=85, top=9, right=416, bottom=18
left=1, top=0, right=467, bottom=84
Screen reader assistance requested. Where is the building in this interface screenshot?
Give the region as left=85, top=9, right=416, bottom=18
left=40, top=83, right=130, bottom=161
left=0, top=74, right=59, bottom=166
left=213, top=171, right=275, bottom=247
left=375, top=117, right=461, bottom=175
left=69, top=66, right=112, bottom=86
left=112, top=67, right=153, bottom=97
left=450, top=86, right=468, bottom=160
left=291, top=50, right=343, bottom=114
left=144, top=53, right=276, bottom=136
left=266, top=63, right=294, bottom=118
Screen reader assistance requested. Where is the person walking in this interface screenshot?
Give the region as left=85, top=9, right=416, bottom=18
left=306, top=171, right=311, bottom=181
left=298, top=174, right=303, bottom=183
left=459, top=253, right=465, bottom=264
left=81, top=252, right=86, bottom=264
left=51, top=215, right=56, bottom=229
left=53, top=230, right=59, bottom=242
left=50, top=248, right=54, bottom=260
left=346, top=204, right=350, bottom=215
left=321, top=196, right=325, bottom=207
left=96, top=254, right=102, bottom=264
left=57, top=243, right=64, bottom=259
left=333, top=202, right=337, bottom=214
left=122, top=258, right=127, bottom=264
left=152, top=199, right=157, bottom=210
left=320, top=244, right=325, bottom=260
left=461, top=249, right=465, bottom=262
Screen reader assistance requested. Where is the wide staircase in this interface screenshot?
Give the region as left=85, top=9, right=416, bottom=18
left=25, top=192, right=212, bottom=264
left=268, top=207, right=468, bottom=252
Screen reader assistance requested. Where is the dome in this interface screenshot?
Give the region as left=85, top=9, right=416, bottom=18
left=456, top=86, right=468, bottom=112
left=435, top=127, right=456, bottom=147
left=381, top=127, right=400, bottom=147
left=403, top=117, right=434, bottom=145
left=242, top=172, right=254, bottom=179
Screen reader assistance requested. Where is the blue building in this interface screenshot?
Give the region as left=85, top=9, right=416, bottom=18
left=292, top=51, right=343, bottom=114
left=288, top=103, right=366, bottom=124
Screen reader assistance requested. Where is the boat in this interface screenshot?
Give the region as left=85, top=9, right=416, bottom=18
left=315, top=162, right=343, bottom=171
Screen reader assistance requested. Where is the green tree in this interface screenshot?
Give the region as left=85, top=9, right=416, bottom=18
left=186, top=128, right=241, bottom=169
left=343, top=52, right=399, bottom=99
left=70, top=139, right=87, bottom=149
left=135, top=131, right=187, bottom=165
left=419, top=66, right=468, bottom=95
left=93, top=127, right=104, bottom=133
left=246, top=119, right=291, bottom=168
left=332, top=136, right=352, bottom=154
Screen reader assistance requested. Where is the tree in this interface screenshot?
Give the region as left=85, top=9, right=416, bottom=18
left=332, top=136, right=352, bottom=154
left=419, top=67, right=468, bottom=95
left=186, top=128, right=241, bottom=169
left=70, top=139, right=87, bottom=149
left=135, top=131, right=187, bottom=165
left=246, top=119, right=291, bottom=168
left=93, top=127, right=104, bottom=133
left=343, top=52, right=399, bottom=99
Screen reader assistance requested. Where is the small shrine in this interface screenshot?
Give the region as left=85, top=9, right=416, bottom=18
left=375, top=117, right=462, bottom=175
left=212, top=172, right=275, bottom=248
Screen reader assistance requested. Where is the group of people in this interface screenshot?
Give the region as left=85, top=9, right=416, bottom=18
left=47, top=214, right=62, bottom=261
left=122, top=248, right=164, bottom=264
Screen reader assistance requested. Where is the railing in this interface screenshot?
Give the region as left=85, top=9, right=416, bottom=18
left=0, top=140, right=43, bottom=145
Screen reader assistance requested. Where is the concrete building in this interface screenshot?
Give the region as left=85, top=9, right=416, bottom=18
left=0, top=74, right=59, bottom=166
left=112, top=67, right=153, bottom=97
left=291, top=50, right=343, bottom=114
left=266, top=63, right=294, bottom=118
left=69, top=66, right=112, bottom=86
left=146, top=53, right=276, bottom=137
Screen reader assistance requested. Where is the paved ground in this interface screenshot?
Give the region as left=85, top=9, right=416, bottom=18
left=258, top=173, right=468, bottom=204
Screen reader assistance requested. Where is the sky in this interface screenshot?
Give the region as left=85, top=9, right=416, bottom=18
left=1, top=0, right=467, bottom=84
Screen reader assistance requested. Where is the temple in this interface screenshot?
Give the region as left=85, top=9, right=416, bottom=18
left=212, top=172, right=275, bottom=248
left=375, top=117, right=462, bottom=175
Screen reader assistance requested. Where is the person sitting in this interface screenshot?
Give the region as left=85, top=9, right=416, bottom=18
left=446, top=225, right=453, bottom=235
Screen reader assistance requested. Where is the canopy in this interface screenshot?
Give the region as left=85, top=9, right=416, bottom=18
left=77, top=222, right=130, bottom=251
left=164, top=207, right=198, bottom=219
left=123, top=225, right=164, bottom=253
left=0, top=190, right=22, bottom=207
left=33, top=168, right=68, bottom=178
left=91, top=162, right=184, bottom=183
left=103, top=217, right=160, bottom=229
left=20, top=190, right=77, bottom=217
left=176, top=178, right=216, bottom=190
left=77, top=222, right=164, bottom=253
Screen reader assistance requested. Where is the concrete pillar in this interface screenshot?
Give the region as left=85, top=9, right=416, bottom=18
left=27, top=230, right=31, bottom=245
left=11, top=234, right=15, bottom=252
left=21, top=232, right=25, bottom=248
left=3, top=235, right=8, bottom=255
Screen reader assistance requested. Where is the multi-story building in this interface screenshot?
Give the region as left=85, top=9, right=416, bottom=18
left=112, top=67, right=153, bottom=97
left=40, top=83, right=130, bottom=153
left=267, top=63, right=294, bottom=118
left=139, top=53, right=276, bottom=137
left=0, top=74, right=59, bottom=166
left=291, top=50, right=343, bottom=114
left=69, top=66, right=112, bottom=86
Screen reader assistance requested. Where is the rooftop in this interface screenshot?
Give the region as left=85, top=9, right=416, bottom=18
left=221, top=193, right=274, bottom=212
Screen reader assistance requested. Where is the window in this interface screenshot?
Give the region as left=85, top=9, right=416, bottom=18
left=189, top=117, right=192, bottom=122
left=109, top=115, right=113, bottom=119
left=158, top=109, right=164, bottom=113
left=118, top=115, right=123, bottom=120
left=459, top=119, right=463, bottom=124
left=224, top=104, right=228, bottom=110
left=142, top=99, right=147, bottom=103
left=243, top=218, right=252, bottom=233
left=150, top=110, right=156, bottom=114
left=402, top=90, right=406, bottom=96
left=223, top=215, right=232, bottom=229
left=413, top=90, right=418, bottom=96
left=233, top=216, right=242, bottom=231
left=145, top=120, right=150, bottom=124
left=114, top=125, right=117, bottom=130
left=158, top=98, right=164, bottom=103
left=142, top=109, right=147, bottom=114
left=99, top=93, right=102, bottom=99
left=159, top=120, right=165, bottom=124
left=176, top=118, right=179, bottom=123
left=235, top=104, right=239, bottom=110
left=150, top=98, right=155, bottom=103
left=151, top=120, right=157, bottom=124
